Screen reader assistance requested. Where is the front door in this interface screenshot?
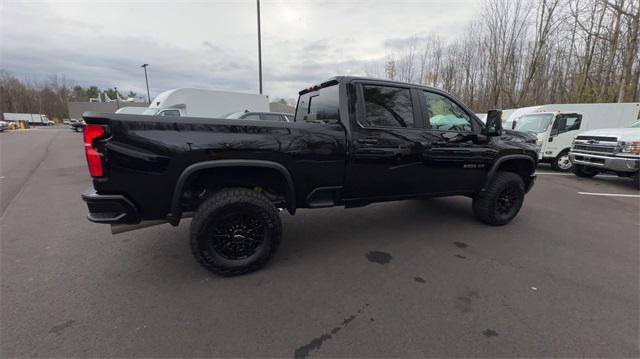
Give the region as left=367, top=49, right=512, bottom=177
left=418, top=90, right=495, bottom=193
left=547, top=113, right=583, bottom=155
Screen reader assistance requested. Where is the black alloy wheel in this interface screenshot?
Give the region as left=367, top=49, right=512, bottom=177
left=209, top=212, right=265, bottom=261
left=190, top=187, right=282, bottom=276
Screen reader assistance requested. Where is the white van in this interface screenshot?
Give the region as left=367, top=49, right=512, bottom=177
left=141, top=88, right=269, bottom=118
left=508, top=103, right=640, bottom=171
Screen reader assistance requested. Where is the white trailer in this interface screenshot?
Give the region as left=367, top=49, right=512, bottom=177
left=3, top=113, right=49, bottom=125
left=141, top=88, right=269, bottom=118
left=507, top=103, right=640, bottom=171
left=115, top=107, right=148, bottom=115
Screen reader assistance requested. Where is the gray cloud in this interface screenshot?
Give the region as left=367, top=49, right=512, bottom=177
left=1, top=0, right=481, bottom=99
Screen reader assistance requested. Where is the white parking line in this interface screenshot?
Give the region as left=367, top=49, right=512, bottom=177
left=578, top=192, right=640, bottom=198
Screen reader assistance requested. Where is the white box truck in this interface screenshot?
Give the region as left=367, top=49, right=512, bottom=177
left=2, top=113, right=51, bottom=126
left=140, top=88, right=269, bottom=118
left=507, top=103, right=640, bottom=171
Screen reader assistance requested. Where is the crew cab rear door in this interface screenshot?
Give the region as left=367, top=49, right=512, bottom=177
left=343, top=81, right=434, bottom=199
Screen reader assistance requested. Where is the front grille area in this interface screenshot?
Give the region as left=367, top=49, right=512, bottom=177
left=575, top=135, right=618, bottom=142
left=573, top=144, right=616, bottom=154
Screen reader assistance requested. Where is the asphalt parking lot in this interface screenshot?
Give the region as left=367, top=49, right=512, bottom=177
left=1, top=127, right=638, bottom=357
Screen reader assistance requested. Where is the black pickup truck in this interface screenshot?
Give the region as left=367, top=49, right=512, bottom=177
left=81, top=77, right=538, bottom=275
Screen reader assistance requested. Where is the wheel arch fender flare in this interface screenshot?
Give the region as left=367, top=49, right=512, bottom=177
left=482, top=154, right=536, bottom=191
left=169, top=159, right=296, bottom=226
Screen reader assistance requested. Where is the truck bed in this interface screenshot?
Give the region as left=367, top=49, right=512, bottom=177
left=83, top=113, right=347, bottom=221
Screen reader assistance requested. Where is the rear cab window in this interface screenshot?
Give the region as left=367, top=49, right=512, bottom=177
left=295, top=84, right=340, bottom=124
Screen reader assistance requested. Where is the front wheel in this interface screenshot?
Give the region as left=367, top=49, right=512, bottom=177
left=572, top=164, right=599, bottom=178
left=473, top=171, right=525, bottom=226
left=551, top=151, right=572, bottom=172
left=190, top=187, right=282, bottom=276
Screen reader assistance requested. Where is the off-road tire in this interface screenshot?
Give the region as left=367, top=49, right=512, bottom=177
left=190, top=187, right=282, bottom=276
left=551, top=150, right=572, bottom=172
left=572, top=164, right=599, bottom=178
left=473, top=171, right=525, bottom=226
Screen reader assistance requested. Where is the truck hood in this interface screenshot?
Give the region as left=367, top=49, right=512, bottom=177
left=579, top=127, right=640, bottom=141
left=502, top=129, right=537, bottom=143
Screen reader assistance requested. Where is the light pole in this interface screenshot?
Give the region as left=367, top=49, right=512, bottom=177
left=141, top=63, right=151, bottom=103
left=114, top=87, right=120, bottom=109
left=256, top=0, right=263, bottom=94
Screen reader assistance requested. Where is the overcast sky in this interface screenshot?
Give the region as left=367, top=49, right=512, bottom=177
left=1, top=0, right=482, bottom=100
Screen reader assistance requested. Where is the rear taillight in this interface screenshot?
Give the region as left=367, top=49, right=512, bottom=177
left=83, top=124, right=105, bottom=177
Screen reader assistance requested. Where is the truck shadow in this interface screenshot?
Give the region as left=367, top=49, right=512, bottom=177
left=121, top=197, right=483, bottom=280
left=276, top=197, right=482, bottom=263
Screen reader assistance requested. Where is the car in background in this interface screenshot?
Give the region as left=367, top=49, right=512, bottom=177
left=0, top=120, right=8, bottom=131
left=224, top=111, right=293, bottom=122
left=570, top=120, right=640, bottom=189
left=68, top=119, right=85, bottom=132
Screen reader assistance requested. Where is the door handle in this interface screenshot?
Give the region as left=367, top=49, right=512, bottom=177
left=357, top=138, right=378, bottom=145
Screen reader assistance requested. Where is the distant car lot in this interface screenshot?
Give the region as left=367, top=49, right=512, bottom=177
left=1, top=128, right=638, bottom=357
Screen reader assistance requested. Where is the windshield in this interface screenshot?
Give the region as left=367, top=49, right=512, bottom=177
left=142, top=108, right=159, bottom=115
left=513, top=114, right=554, bottom=133
left=223, top=112, right=245, bottom=119
left=631, top=121, right=640, bottom=128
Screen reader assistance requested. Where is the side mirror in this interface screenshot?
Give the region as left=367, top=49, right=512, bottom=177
left=550, top=128, right=559, bottom=136
left=485, top=109, right=503, bottom=136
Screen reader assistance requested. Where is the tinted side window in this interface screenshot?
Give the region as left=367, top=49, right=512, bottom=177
left=422, top=91, right=472, bottom=132
left=295, top=85, right=339, bottom=124
left=554, top=115, right=581, bottom=133
left=242, top=114, right=261, bottom=120
left=362, top=85, right=414, bottom=128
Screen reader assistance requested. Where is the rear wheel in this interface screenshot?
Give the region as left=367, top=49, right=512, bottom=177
left=473, top=171, right=525, bottom=226
left=572, top=164, right=599, bottom=178
left=551, top=151, right=572, bottom=172
left=190, top=187, right=281, bottom=276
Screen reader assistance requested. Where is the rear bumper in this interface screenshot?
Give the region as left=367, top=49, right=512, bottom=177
left=81, top=189, right=140, bottom=224
left=569, top=152, right=639, bottom=173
